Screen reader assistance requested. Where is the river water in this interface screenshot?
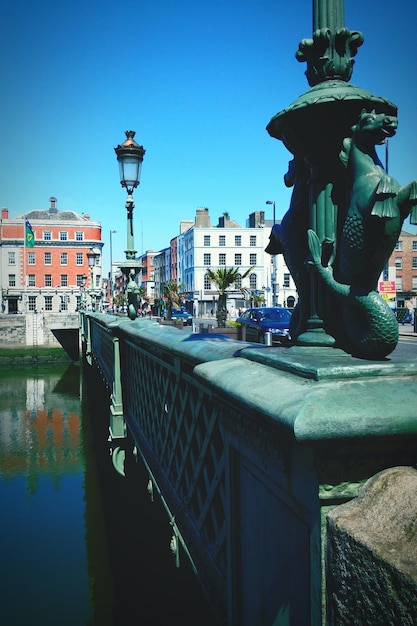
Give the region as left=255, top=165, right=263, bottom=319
left=0, top=362, right=217, bottom=625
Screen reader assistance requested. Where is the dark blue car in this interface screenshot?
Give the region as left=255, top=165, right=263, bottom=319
left=237, top=306, right=292, bottom=345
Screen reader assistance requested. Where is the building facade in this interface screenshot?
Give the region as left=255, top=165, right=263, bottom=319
left=153, top=207, right=298, bottom=317
left=389, top=229, right=417, bottom=309
left=0, top=197, right=103, bottom=314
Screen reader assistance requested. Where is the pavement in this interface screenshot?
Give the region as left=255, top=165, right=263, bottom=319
left=398, top=323, right=417, bottom=338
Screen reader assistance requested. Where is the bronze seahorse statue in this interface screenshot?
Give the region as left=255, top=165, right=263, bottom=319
left=308, top=109, right=417, bottom=359
left=265, top=156, right=311, bottom=340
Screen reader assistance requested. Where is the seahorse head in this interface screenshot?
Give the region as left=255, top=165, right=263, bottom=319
left=352, top=109, right=398, bottom=147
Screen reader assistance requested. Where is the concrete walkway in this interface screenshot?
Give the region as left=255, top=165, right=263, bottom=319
left=398, top=323, right=417, bottom=338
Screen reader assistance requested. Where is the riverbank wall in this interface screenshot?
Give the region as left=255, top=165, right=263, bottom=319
left=0, top=313, right=79, bottom=364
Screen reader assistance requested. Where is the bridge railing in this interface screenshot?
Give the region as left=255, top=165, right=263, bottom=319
left=81, top=311, right=417, bottom=626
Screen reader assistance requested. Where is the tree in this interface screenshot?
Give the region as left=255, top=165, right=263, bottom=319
left=163, top=282, right=182, bottom=320
left=206, top=267, right=252, bottom=327
left=252, top=293, right=265, bottom=307
left=113, top=294, right=126, bottom=309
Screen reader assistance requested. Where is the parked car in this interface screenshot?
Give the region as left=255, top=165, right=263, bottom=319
left=237, top=306, right=292, bottom=345
left=164, top=307, right=193, bottom=326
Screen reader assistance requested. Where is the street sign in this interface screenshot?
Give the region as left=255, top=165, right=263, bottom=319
left=378, top=281, right=396, bottom=307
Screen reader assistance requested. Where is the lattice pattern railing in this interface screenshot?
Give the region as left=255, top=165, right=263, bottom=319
left=120, top=338, right=228, bottom=585
left=90, top=317, right=116, bottom=388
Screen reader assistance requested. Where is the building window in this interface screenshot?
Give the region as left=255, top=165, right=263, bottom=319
left=412, top=241, right=417, bottom=251
left=28, top=296, right=37, bottom=311
left=249, top=253, right=257, bottom=265
left=204, top=253, right=211, bottom=266
left=61, top=274, right=68, bottom=287
left=395, top=277, right=402, bottom=291
left=75, top=231, right=83, bottom=241
left=412, top=276, right=417, bottom=290
left=28, top=274, right=36, bottom=287
left=44, top=231, right=51, bottom=241
left=283, top=273, right=290, bottom=288
left=204, top=274, right=211, bottom=290
left=395, top=257, right=402, bottom=269
left=249, top=273, right=257, bottom=289
left=44, top=252, right=52, bottom=265
left=8, top=274, right=16, bottom=287
left=219, top=253, right=226, bottom=265
left=395, top=240, right=402, bottom=251
left=95, top=275, right=101, bottom=288
left=60, top=296, right=68, bottom=311
left=76, top=274, right=85, bottom=287
left=250, top=235, right=257, bottom=247
left=45, top=274, right=52, bottom=287
left=8, top=252, right=16, bottom=265
left=219, top=235, right=226, bottom=247
left=76, top=253, right=83, bottom=266
left=235, top=273, right=242, bottom=289
left=204, top=235, right=211, bottom=246
left=59, top=231, right=68, bottom=241
left=60, top=252, right=68, bottom=265
left=44, top=296, right=53, bottom=311
left=235, top=235, right=242, bottom=247
left=412, top=257, right=417, bottom=270
left=235, top=253, right=242, bottom=265
left=28, top=252, right=35, bottom=265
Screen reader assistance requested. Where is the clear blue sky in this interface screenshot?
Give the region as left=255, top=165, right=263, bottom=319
left=1, top=0, right=416, bottom=271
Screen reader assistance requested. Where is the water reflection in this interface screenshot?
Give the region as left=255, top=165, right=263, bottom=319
left=0, top=364, right=103, bottom=625
left=0, top=363, right=218, bottom=625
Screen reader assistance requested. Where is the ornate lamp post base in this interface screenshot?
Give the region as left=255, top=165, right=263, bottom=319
left=265, top=0, right=417, bottom=359
left=120, top=262, right=142, bottom=320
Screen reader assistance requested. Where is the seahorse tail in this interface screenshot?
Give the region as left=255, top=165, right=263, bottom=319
left=342, top=291, right=398, bottom=359
left=307, top=229, right=398, bottom=359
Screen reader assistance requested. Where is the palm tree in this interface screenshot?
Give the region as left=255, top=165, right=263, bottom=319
left=252, top=293, right=265, bottom=307
left=163, top=281, right=181, bottom=320
left=206, top=267, right=252, bottom=327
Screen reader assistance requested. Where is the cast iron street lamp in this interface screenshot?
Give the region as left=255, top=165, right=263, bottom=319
left=87, top=248, right=100, bottom=311
left=79, top=273, right=88, bottom=312
left=114, top=130, right=146, bottom=320
left=266, top=200, right=278, bottom=306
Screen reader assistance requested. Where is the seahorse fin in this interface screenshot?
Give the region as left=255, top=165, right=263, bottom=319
left=370, top=197, right=398, bottom=218
left=307, top=229, right=322, bottom=265
left=374, top=176, right=396, bottom=195
left=397, top=180, right=417, bottom=222
left=370, top=176, right=398, bottom=218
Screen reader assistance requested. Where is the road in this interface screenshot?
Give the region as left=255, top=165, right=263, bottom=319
left=195, top=316, right=417, bottom=360
left=392, top=333, right=417, bottom=361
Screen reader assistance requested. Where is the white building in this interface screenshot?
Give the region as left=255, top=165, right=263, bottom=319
left=175, top=208, right=298, bottom=317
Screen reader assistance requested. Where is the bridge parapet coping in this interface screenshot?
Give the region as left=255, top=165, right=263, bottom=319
left=82, top=312, right=417, bottom=625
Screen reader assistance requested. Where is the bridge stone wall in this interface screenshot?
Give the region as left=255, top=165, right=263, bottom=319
left=83, top=312, right=417, bottom=626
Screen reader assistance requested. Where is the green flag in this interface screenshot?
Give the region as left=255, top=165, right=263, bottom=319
left=25, top=218, right=35, bottom=247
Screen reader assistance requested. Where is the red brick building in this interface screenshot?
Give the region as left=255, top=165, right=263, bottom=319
left=0, top=197, right=102, bottom=314
left=389, top=229, right=417, bottom=308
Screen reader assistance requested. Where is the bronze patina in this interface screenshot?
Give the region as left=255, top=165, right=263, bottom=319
left=266, top=0, right=417, bottom=359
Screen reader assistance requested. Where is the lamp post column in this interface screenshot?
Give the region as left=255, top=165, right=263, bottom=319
left=114, top=131, right=145, bottom=320
left=266, top=200, right=277, bottom=306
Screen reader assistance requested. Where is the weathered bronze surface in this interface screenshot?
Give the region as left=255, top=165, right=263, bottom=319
left=266, top=0, right=417, bottom=359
